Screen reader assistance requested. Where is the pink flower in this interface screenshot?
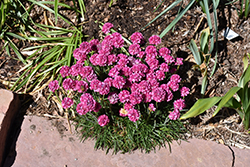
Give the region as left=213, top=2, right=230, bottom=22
left=90, top=79, right=101, bottom=92
left=143, top=92, right=152, bottom=103
left=130, top=92, right=142, bottom=105
left=89, top=53, right=98, bottom=65
left=119, top=90, right=130, bottom=103
left=79, top=42, right=91, bottom=55
left=124, top=102, right=134, bottom=110
left=112, top=76, right=126, bottom=89
left=62, top=97, right=74, bottom=109
left=49, top=80, right=59, bottom=92
left=117, top=57, right=129, bottom=67
left=62, top=78, right=73, bottom=90
left=167, top=80, right=179, bottom=92
left=128, top=109, right=140, bottom=122
left=137, top=51, right=145, bottom=59
left=108, top=92, right=119, bottom=104
left=80, top=93, right=96, bottom=112
left=173, top=99, right=185, bottom=110
left=89, top=39, right=100, bottom=52
left=175, top=57, right=183, bottom=65
left=98, top=114, right=109, bottom=127
left=180, top=86, right=190, bottom=97
left=130, top=32, right=144, bottom=44
left=138, top=80, right=151, bottom=94
left=145, top=45, right=157, bottom=59
left=163, top=55, right=175, bottom=64
left=73, top=48, right=87, bottom=61
left=86, top=73, right=97, bottom=82
left=148, top=103, right=156, bottom=112
left=159, top=47, right=171, bottom=57
left=168, top=109, right=180, bottom=120
left=130, top=83, right=139, bottom=92
left=111, top=32, right=124, bottom=48
left=95, top=54, right=108, bottom=66
left=129, top=73, right=143, bottom=83
left=160, top=84, right=169, bottom=92
left=108, top=67, right=120, bottom=78
left=146, top=58, right=159, bottom=70
left=155, top=70, right=166, bottom=81
left=79, top=66, right=94, bottom=78
left=70, top=64, right=83, bottom=76
left=60, top=66, right=70, bottom=78
left=129, top=44, right=141, bottom=55
left=152, top=87, right=166, bottom=102
left=148, top=79, right=159, bottom=89
left=166, top=89, right=173, bottom=102
left=170, top=74, right=181, bottom=83
left=104, top=77, right=113, bottom=87
left=102, top=22, right=113, bottom=34
left=121, top=67, right=132, bottom=77
left=98, top=82, right=110, bottom=95
left=94, top=102, right=102, bottom=112
left=160, top=63, right=170, bottom=72
left=149, top=35, right=161, bottom=45
left=76, top=103, right=88, bottom=115
left=107, top=54, right=117, bottom=65
left=119, top=108, right=129, bottom=117
left=75, top=80, right=88, bottom=93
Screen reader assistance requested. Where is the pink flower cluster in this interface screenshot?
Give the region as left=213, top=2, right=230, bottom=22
left=49, top=22, right=190, bottom=126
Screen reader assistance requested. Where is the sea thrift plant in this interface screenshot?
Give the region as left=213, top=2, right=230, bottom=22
left=49, top=23, right=189, bottom=154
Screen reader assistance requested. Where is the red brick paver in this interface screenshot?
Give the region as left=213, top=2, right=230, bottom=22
left=4, top=116, right=250, bottom=167
left=0, top=89, right=20, bottom=166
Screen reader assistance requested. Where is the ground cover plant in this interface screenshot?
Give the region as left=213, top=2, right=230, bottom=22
left=49, top=23, right=189, bottom=153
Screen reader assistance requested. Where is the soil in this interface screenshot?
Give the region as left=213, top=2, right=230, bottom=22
left=1, top=0, right=250, bottom=150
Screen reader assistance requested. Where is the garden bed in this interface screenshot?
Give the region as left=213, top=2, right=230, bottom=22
left=0, top=0, right=250, bottom=151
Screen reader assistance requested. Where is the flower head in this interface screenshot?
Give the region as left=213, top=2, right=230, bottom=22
left=60, top=66, right=70, bottom=78
left=98, top=114, right=109, bottom=126
left=173, top=98, right=185, bottom=110
left=102, top=22, right=113, bottom=34
left=128, top=109, right=140, bottom=122
left=108, top=92, right=119, bottom=104
left=180, top=86, right=190, bottom=97
left=149, top=35, right=161, bottom=45
left=148, top=103, right=156, bottom=112
left=129, top=44, right=141, bottom=55
left=49, top=80, right=59, bottom=92
left=119, top=108, right=128, bottom=117
left=130, top=32, right=144, bottom=44
left=62, top=97, right=74, bottom=109
left=168, top=109, right=180, bottom=120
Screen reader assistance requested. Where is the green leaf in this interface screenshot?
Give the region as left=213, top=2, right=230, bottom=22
left=159, top=0, right=196, bottom=38
left=223, top=97, right=241, bottom=109
left=200, top=27, right=210, bottom=53
left=245, top=0, right=250, bottom=18
left=54, top=0, right=58, bottom=25
left=201, top=69, right=208, bottom=95
left=180, top=97, right=222, bottom=119
left=243, top=53, right=249, bottom=72
left=238, top=65, right=250, bottom=88
left=189, top=39, right=204, bottom=65
left=213, top=87, right=241, bottom=116
left=140, top=0, right=182, bottom=31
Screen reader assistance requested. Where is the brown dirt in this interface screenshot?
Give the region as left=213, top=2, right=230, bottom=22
left=1, top=0, right=250, bottom=150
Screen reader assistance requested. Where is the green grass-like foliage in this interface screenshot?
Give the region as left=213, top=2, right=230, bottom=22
left=74, top=106, right=187, bottom=154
